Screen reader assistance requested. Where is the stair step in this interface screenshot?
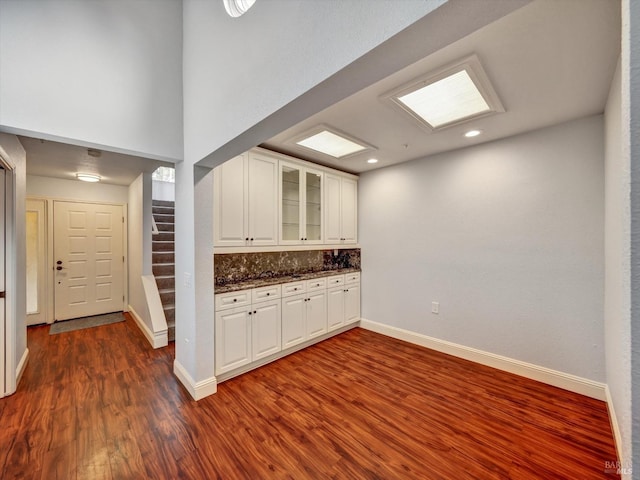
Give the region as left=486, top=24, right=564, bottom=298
left=155, top=222, right=174, bottom=232
left=152, top=231, right=174, bottom=242
left=159, top=289, right=175, bottom=305
left=152, top=206, right=174, bottom=215
left=152, top=240, right=174, bottom=252
left=155, top=275, right=175, bottom=290
left=153, top=213, right=174, bottom=223
left=153, top=263, right=175, bottom=276
left=164, top=304, right=175, bottom=323
left=152, top=200, right=175, bottom=208
left=153, top=251, right=174, bottom=264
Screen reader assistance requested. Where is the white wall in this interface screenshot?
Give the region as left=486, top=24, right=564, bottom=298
left=0, top=133, right=27, bottom=395
left=0, top=0, right=183, bottom=161
left=604, top=58, right=632, bottom=470
left=127, top=173, right=153, bottom=333
left=27, top=175, right=128, bottom=204
left=360, top=115, right=605, bottom=382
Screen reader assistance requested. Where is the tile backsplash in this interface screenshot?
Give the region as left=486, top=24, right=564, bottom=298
left=214, top=249, right=360, bottom=287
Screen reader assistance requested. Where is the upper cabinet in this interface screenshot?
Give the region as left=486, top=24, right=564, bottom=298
left=324, top=174, right=357, bottom=244
left=214, top=148, right=357, bottom=249
left=214, top=151, right=279, bottom=247
left=279, top=161, right=324, bottom=245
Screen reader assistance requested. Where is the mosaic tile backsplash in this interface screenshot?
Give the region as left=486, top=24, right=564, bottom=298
left=214, top=249, right=361, bottom=287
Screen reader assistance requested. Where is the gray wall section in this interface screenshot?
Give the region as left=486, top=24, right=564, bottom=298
left=360, top=115, right=605, bottom=382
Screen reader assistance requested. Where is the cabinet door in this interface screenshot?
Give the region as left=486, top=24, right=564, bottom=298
left=327, top=287, right=345, bottom=332
left=305, top=169, right=323, bottom=243
left=252, top=300, right=281, bottom=360
left=214, top=154, right=247, bottom=247
left=344, top=283, right=361, bottom=324
left=282, top=294, right=306, bottom=349
left=340, top=177, right=358, bottom=244
left=280, top=162, right=302, bottom=244
left=215, top=306, right=251, bottom=375
left=248, top=153, right=278, bottom=246
left=324, top=174, right=342, bottom=243
left=306, top=291, right=327, bottom=339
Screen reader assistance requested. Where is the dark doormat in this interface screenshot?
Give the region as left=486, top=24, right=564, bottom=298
left=49, top=312, right=125, bottom=335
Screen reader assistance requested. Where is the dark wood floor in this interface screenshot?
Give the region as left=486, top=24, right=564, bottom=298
left=0, top=314, right=619, bottom=479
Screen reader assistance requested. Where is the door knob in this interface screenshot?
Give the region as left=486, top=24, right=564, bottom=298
left=56, top=260, right=62, bottom=265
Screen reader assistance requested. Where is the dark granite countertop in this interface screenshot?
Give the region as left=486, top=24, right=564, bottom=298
left=214, top=268, right=361, bottom=294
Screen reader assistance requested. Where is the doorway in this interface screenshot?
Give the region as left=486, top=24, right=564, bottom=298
left=0, top=167, right=5, bottom=395
left=53, top=201, right=125, bottom=321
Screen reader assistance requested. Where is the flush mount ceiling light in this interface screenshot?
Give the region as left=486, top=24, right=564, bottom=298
left=367, top=158, right=379, bottom=164
left=223, top=0, right=256, bottom=17
left=385, top=55, right=504, bottom=131
left=291, top=126, right=375, bottom=159
left=76, top=173, right=101, bottom=183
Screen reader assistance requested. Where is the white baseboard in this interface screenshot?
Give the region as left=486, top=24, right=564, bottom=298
left=15, top=347, right=29, bottom=385
left=605, top=385, right=624, bottom=467
left=359, top=319, right=607, bottom=401
left=173, top=359, right=217, bottom=401
left=128, top=305, right=168, bottom=349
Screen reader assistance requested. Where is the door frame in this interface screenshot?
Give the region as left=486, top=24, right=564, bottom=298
left=0, top=149, right=16, bottom=398
left=27, top=197, right=128, bottom=324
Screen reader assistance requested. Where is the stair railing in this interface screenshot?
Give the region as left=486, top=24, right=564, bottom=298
left=152, top=215, right=159, bottom=235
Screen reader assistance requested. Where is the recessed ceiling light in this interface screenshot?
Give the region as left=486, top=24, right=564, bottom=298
left=223, top=0, right=256, bottom=17
left=294, top=127, right=373, bottom=159
left=367, top=158, right=379, bottom=164
left=386, top=55, right=504, bottom=131
left=464, top=129, right=482, bottom=138
left=76, top=173, right=101, bottom=183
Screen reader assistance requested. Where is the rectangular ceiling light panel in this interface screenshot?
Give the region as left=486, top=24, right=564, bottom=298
left=398, top=70, right=490, bottom=128
left=296, top=130, right=368, bottom=158
left=388, top=55, right=504, bottom=131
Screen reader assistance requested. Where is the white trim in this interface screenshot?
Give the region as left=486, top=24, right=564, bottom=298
left=214, top=243, right=360, bottom=255
left=15, top=347, right=29, bottom=385
left=173, top=359, right=218, bottom=401
left=605, top=385, right=624, bottom=466
left=359, top=319, right=607, bottom=401
left=128, top=305, right=168, bottom=349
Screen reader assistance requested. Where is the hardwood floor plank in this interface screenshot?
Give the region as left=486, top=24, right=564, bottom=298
left=0, top=315, right=619, bottom=479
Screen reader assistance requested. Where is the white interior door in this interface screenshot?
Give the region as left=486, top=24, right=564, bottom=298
left=54, top=201, right=124, bottom=321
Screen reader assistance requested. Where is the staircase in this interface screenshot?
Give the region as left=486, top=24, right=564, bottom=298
left=152, top=200, right=175, bottom=341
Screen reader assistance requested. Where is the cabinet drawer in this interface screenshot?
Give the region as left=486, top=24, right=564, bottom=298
left=344, top=272, right=360, bottom=285
left=282, top=281, right=306, bottom=297
left=215, top=290, right=251, bottom=311
left=326, top=275, right=345, bottom=287
left=252, top=284, right=281, bottom=303
left=306, top=278, right=327, bottom=291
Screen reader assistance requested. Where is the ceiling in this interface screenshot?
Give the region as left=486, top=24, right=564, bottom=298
left=20, top=135, right=172, bottom=186
left=19, top=0, right=620, bottom=182
left=262, top=0, right=621, bottom=174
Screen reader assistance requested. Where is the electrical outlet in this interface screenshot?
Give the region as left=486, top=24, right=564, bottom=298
left=431, top=301, right=439, bottom=314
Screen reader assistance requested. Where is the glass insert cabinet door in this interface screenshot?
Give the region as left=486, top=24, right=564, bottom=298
left=279, top=161, right=323, bottom=244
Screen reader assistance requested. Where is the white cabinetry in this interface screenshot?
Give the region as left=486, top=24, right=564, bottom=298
left=214, top=151, right=278, bottom=247
left=327, top=273, right=361, bottom=331
left=279, top=161, right=323, bottom=245
left=281, top=278, right=327, bottom=348
left=215, top=285, right=281, bottom=375
left=324, top=174, right=357, bottom=244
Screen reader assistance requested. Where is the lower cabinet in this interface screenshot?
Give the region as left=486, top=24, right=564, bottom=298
left=215, top=286, right=282, bottom=375
left=282, top=279, right=327, bottom=349
left=327, top=273, right=361, bottom=331
left=215, top=273, right=360, bottom=378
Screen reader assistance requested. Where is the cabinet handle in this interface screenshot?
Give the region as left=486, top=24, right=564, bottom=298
left=250, top=238, right=254, bottom=241
left=233, top=298, right=237, bottom=302
left=294, top=287, right=297, bottom=291
left=316, top=283, right=320, bottom=287
left=248, top=311, right=252, bottom=315
left=266, top=292, right=270, bottom=296
left=245, top=237, right=249, bottom=241
left=254, top=310, right=257, bottom=314
left=301, top=237, right=304, bottom=241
